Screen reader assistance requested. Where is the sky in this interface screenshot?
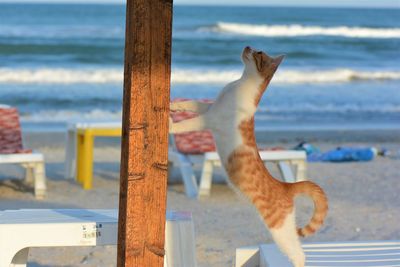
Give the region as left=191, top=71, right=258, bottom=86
left=0, top=0, right=399, bottom=8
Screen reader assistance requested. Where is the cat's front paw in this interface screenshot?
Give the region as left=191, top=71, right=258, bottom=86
left=170, top=102, right=179, bottom=112
left=168, top=117, right=175, bottom=133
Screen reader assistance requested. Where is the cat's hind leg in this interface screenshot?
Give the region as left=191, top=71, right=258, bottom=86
left=170, top=101, right=212, bottom=114
left=269, top=211, right=305, bottom=267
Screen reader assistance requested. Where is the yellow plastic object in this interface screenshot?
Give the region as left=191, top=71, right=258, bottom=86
left=76, top=128, right=122, bottom=189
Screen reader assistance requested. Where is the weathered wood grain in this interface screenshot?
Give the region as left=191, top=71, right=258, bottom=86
left=117, top=0, right=173, bottom=266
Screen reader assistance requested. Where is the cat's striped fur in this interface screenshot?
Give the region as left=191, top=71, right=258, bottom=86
left=169, top=46, right=328, bottom=267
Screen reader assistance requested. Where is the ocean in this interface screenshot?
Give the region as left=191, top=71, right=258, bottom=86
left=0, top=4, right=399, bottom=131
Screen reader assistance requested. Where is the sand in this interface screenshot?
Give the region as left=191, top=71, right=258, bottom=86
left=0, top=131, right=399, bottom=267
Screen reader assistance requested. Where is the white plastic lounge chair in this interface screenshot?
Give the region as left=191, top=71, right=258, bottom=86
left=0, top=209, right=196, bottom=267
left=0, top=105, right=46, bottom=199
left=169, top=105, right=307, bottom=198
left=236, top=241, right=400, bottom=267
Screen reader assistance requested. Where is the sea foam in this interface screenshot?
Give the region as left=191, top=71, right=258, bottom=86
left=20, top=103, right=400, bottom=123
left=0, top=68, right=122, bottom=84
left=174, top=69, right=400, bottom=84
left=206, top=22, right=400, bottom=38
left=1, top=67, right=399, bottom=85
left=20, top=109, right=122, bottom=122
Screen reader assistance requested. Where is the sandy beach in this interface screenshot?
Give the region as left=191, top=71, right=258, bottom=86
left=0, top=130, right=399, bottom=267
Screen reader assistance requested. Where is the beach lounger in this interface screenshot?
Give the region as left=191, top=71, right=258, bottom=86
left=0, top=105, right=46, bottom=199
left=0, top=209, right=196, bottom=267
left=235, top=240, right=400, bottom=266
left=169, top=107, right=307, bottom=198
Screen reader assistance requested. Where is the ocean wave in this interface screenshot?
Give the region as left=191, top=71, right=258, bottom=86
left=19, top=104, right=400, bottom=123
left=0, top=25, right=123, bottom=39
left=204, top=22, right=400, bottom=39
left=1, top=67, right=400, bottom=85
left=277, top=69, right=400, bottom=84
left=258, top=104, right=400, bottom=114
left=0, top=68, right=123, bottom=84
left=20, top=109, right=122, bottom=122
left=174, top=69, right=400, bottom=84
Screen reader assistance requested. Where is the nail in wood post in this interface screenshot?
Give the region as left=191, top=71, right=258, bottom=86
left=117, top=0, right=173, bottom=266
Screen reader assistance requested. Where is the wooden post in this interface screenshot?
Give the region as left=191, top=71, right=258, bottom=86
left=117, top=0, right=173, bottom=266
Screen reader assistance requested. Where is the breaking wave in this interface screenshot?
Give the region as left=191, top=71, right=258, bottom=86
left=204, top=22, right=400, bottom=38
left=1, top=67, right=400, bottom=84
left=173, top=69, right=400, bottom=84
left=20, top=109, right=122, bottom=122
left=19, top=104, right=400, bottom=123
left=0, top=25, right=123, bottom=39
left=0, top=68, right=123, bottom=84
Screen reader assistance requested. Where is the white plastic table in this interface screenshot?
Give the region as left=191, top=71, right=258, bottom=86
left=0, top=209, right=196, bottom=267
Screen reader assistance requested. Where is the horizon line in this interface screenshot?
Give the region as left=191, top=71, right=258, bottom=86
left=0, top=1, right=399, bottom=9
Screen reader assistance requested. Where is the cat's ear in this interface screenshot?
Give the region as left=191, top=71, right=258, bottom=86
left=253, top=52, right=264, bottom=72
left=272, top=55, right=285, bottom=67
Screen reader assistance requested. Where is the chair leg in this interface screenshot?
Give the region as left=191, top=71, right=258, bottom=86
left=293, top=160, right=307, bottom=182
left=278, top=161, right=295, bottom=183
left=177, top=154, right=198, bottom=198
left=198, top=159, right=214, bottom=197
left=10, top=248, right=29, bottom=267
left=33, top=162, right=46, bottom=199
left=77, top=133, right=84, bottom=184
left=167, top=161, right=174, bottom=180
left=82, top=131, right=94, bottom=190
left=235, top=246, right=260, bottom=267
left=0, top=252, right=14, bottom=267
left=64, top=129, right=77, bottom=179
left=165, top=216, right=197, bottom=267
left=23, top=164, right=34, bottom=185
left=0, top=245, right=28, bottom=267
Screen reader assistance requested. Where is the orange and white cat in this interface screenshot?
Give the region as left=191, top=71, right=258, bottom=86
left=169, top=46, right=328, bottom=267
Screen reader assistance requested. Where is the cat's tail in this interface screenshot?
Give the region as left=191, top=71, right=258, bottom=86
left=288, top=181, right=328, bottom=237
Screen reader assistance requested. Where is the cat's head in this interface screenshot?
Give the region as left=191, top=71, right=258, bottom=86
left=241, top=46, right=284, bottom=79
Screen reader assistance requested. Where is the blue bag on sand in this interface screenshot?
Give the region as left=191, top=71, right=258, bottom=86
left=308, top=147, right=376, bottom=162
left=294, top=142, right=320, bottom=155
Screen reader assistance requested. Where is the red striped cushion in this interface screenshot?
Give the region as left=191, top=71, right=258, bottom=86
left=171, top=99, right=216, bottom=154
left=0, top=106, right=31, bottom=154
